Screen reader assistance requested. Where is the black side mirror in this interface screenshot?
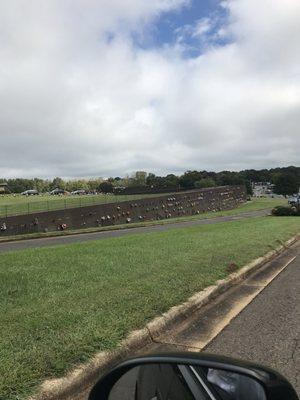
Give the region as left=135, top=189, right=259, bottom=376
left=88, top=352, right=299, bottom=400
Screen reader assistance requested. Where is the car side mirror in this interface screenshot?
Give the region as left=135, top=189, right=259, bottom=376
left=88, top=352, right=299, bottom=400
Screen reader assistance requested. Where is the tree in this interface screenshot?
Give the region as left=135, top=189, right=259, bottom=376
left=146, top=173, right=179, bottom=188
left=216, top=171, right=244, bottom=186
left=274, top=173, right=299, bottom=196
left=164, top=174, right=179, bottom=187
left=65, top=179, right=89, bottom=192
left=194, top=178, right=216, bottom=188
left=245, top=180, right=253, bottom=196
left=7, top=178, right=35, bottom=193
left=98, top=181, right=114, bottom=193
left=33, top=178, right=51, bottom=192
left=179, top=171, right=203, bottom=189
left=88, top=178, right=103, bottom=191
left=146, top=173, right=156, bottom=186
left=51, top=177, right=65, bottom=190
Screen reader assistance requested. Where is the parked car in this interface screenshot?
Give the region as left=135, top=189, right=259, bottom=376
left=50, top=188, right=68, bottom=195
left=288, top=195, right=299, bottom=206
left=71, top=189, right=87, bottom=195
left=21, top=189, right=39, bottom=196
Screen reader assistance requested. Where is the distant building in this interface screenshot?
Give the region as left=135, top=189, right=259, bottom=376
left=0, top=183, right=11, bottom=194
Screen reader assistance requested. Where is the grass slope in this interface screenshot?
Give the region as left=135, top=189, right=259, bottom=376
left=0, top=193, right=286, bottom=218
left=0, top=216, right=298, bottom=399
left=0, top=192, right=170, bottom=217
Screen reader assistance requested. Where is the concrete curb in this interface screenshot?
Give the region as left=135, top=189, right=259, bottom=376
left=146, top=234, right=299, bottom=339
left=30, top=234, right=299, bottom=400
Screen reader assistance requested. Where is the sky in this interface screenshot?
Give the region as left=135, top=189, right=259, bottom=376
left=0, top=0, right=299, bottom=179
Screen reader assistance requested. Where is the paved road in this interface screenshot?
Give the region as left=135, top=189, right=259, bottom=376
left=205, top=245, right=300, bottom=393
left=0, top=209, right=269, bottom=253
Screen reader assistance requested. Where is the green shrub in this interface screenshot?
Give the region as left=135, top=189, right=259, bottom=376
left=272, top=205, right=299, bottom=216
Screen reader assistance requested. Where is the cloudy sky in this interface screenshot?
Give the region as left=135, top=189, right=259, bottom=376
left=0, top=0, right=299, bottom=178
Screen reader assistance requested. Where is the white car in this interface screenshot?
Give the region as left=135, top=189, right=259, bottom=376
left=71, top=189, right=87, bottom=195
left=288, top=195, right=299, bottom=206
left=21, top=189, right=39, bottom=196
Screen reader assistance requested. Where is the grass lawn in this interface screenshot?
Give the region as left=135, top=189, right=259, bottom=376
left=0, top=215, right=299, bottom=399
left=220, top=197, right=286, bottom=212
left=0, top=192, right=171, bottom=217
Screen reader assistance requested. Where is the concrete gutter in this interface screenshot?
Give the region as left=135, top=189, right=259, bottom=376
left=30, top=234, right=299, bottom=400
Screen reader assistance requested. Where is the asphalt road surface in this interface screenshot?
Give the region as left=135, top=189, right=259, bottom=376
left=0, top=209, right=269, bottom=253
left=205, top=246, right=300, bottom=394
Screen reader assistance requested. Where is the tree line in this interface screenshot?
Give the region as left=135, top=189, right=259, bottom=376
left=0, top=166, right=299, bottom=196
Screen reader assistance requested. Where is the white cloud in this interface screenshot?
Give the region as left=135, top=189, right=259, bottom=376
left=0, top=0, right=299, bottom=178
left=192, top=18, right=213, bottom=37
